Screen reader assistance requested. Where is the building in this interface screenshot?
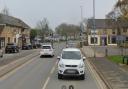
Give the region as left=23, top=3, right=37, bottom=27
left=87, top=19, right=118, bottom=46
left=0, top=14, right=30, bottom=48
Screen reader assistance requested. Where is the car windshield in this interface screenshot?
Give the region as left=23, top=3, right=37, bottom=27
left=42, top=46, right=51, bottom=49
left=62, top=51, right=81, bottom=59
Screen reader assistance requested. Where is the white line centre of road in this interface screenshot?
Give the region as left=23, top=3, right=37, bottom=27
left=42, top=61, right=57, bottom=89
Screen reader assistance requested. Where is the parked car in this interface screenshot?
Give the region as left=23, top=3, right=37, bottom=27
left=5, top=43, right=19, bottom=53
left=57, top=48, right=85, bottom=80
left=32, top=43, right=41, bottom=49
left=40, top=44, right=54, bottom=57
left=0, top=49, right=3, bottom=58
left=22, top=44, right=33, bottom=50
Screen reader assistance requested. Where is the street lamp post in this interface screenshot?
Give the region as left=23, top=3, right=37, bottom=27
left=80, top=6, right=83, bottom=48
left=93, top=0, right=96, bottom=58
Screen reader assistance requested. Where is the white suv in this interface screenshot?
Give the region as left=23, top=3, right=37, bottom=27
left=40, top=45, right=54, bottom=57
left=57, top=48, right=85, bottom=80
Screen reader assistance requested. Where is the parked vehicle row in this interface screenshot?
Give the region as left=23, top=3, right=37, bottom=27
left=0, top=43, right=42, bottom=57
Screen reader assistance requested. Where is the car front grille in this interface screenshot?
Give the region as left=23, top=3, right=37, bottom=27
left=64, top=69, right=79, bottom=74
left=65, top=65, right=77, bottom=67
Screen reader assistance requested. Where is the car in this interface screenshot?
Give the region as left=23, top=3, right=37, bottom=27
left=22, top=44, right=33, bottom=50
left=5, top=43, right=19, bottom=53
left=40, top=44, right=54, bottom=57
left=57, top=48, right=85, bottom=80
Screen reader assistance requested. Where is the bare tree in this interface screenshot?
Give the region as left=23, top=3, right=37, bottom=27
left=1, top=6, right=10, bottom=15
left=55, top=23, right=80, bottom=40
left=115, top=0, right=128, bottom=19
left=36, top=18, right=52, bottom=41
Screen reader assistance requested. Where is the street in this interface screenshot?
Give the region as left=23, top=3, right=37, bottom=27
left=0, top=43, right=102, bottom=89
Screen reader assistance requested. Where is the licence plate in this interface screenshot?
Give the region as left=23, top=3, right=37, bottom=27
left=67, top=70, right=75, bottom=73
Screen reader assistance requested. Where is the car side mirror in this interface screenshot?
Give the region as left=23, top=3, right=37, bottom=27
left=57, top=56, right=60, bottom=60
left=83, top=57, right=86, bottom=61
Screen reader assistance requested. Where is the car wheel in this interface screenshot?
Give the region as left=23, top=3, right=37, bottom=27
left=0, top=55, right=3, bottom=58
left=80, top=74, right=85, bottom=80
left=58, top=73, right=63, bottom=79
left=40, top=55, right=42, bottom=58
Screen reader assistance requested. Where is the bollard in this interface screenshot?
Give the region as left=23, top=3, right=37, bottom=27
left=123, top=56, right=128, bottom=65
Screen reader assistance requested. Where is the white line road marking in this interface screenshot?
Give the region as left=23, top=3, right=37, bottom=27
left=86, top=59, right=107, bottom=89
left=42, top=77, right=50, bottom=89
left=0, top=56, right=38, bottom=81
left=42, top=61, right=57, bottom=89
left=50, top=66, right=56, bottom=74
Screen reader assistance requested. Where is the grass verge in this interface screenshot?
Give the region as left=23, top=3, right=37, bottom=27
left=107, top=55, right=123, bottom=64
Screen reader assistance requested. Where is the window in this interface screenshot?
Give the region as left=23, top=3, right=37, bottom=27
left=123, top=28, right=127, bottom=33
left=126, top=37, right=128, bottom=41
left=8, top=37, right=10, bottom=43
left=14, top=38, right=16, bottom=43
left=91, top=37, right=98, bottom=44
left=42, top=46, right=51, bottom=49
left=112, top=29, right=116, bottom=34
left=111, top=37, right=116, bottom=44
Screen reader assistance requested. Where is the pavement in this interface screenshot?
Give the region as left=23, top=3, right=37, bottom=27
left=82, top=46, right=128, bottom=89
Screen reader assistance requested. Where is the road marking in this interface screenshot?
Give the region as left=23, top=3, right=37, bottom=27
left=50, top=66, right=56, bottom=74
left=42, top=61, right=57, bottom=89
left=86, top=59, right=107, bottom=89
left=0, top=55, right=39, bottom=81
left=42, top=77, right=50, bottom=89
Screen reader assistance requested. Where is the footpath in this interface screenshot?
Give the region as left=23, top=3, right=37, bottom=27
left=82, top=46, right=128, bottom=89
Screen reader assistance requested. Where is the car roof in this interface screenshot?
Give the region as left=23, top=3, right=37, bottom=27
left=42, top=44, right=52, bottom=46
left=63, top=48, right=80, bottom=52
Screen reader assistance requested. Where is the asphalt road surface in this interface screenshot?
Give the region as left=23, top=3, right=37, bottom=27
left=0, top=42, right=101, bottom=89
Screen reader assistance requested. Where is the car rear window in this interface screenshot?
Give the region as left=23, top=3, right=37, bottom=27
left=42, top=46, right=51, bottom=49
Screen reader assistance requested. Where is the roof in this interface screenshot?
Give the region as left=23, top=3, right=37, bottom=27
left=0, top=14, right=30, bottom=29
left=87, top=19, right=114, bottom=29
left=87, top=18, right=128, bottom=29
left=63, top=48, right=80, bottom=52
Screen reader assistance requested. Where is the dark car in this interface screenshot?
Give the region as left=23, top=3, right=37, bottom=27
left=5, top=43, right=19, bottom=53
left=32, top=43, right=41, bottom=49
left=22, top=44, right=33, bottom=50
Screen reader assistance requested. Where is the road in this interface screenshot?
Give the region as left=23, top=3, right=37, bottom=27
left=0, top=42, right=102, bottom=89
left=0, top=49, right=38, bottom=66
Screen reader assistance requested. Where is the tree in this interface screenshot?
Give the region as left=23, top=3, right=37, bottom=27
left=1, top=6, right=10, bottom=15
left=115, top=0, right=128, bottom=19
left=55, top=23, right=81, bottom=40
left=36, top=18, right=53, bottom=40
left=30, top=29, right=38, bottom=43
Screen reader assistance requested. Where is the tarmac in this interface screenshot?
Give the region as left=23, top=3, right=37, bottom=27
left=82, top=46, right=128, bottom=89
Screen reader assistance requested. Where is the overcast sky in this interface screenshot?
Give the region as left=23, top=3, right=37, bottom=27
left=0, top=0, right=117, bottom=29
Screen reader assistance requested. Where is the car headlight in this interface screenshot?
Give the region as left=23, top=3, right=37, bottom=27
left=79, top=63, right=84, bottom=68
left=59, top=63, right=65, bottom=68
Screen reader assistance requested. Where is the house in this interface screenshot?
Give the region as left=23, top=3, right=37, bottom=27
left=0, top=14, right=30, bottom=48
left=87, top=19, right=118, bottom=46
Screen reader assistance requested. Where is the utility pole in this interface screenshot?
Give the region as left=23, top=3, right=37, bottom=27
left=93, top=0, right=96, bottom=58
left=80, top=6, right=83, bottom=48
